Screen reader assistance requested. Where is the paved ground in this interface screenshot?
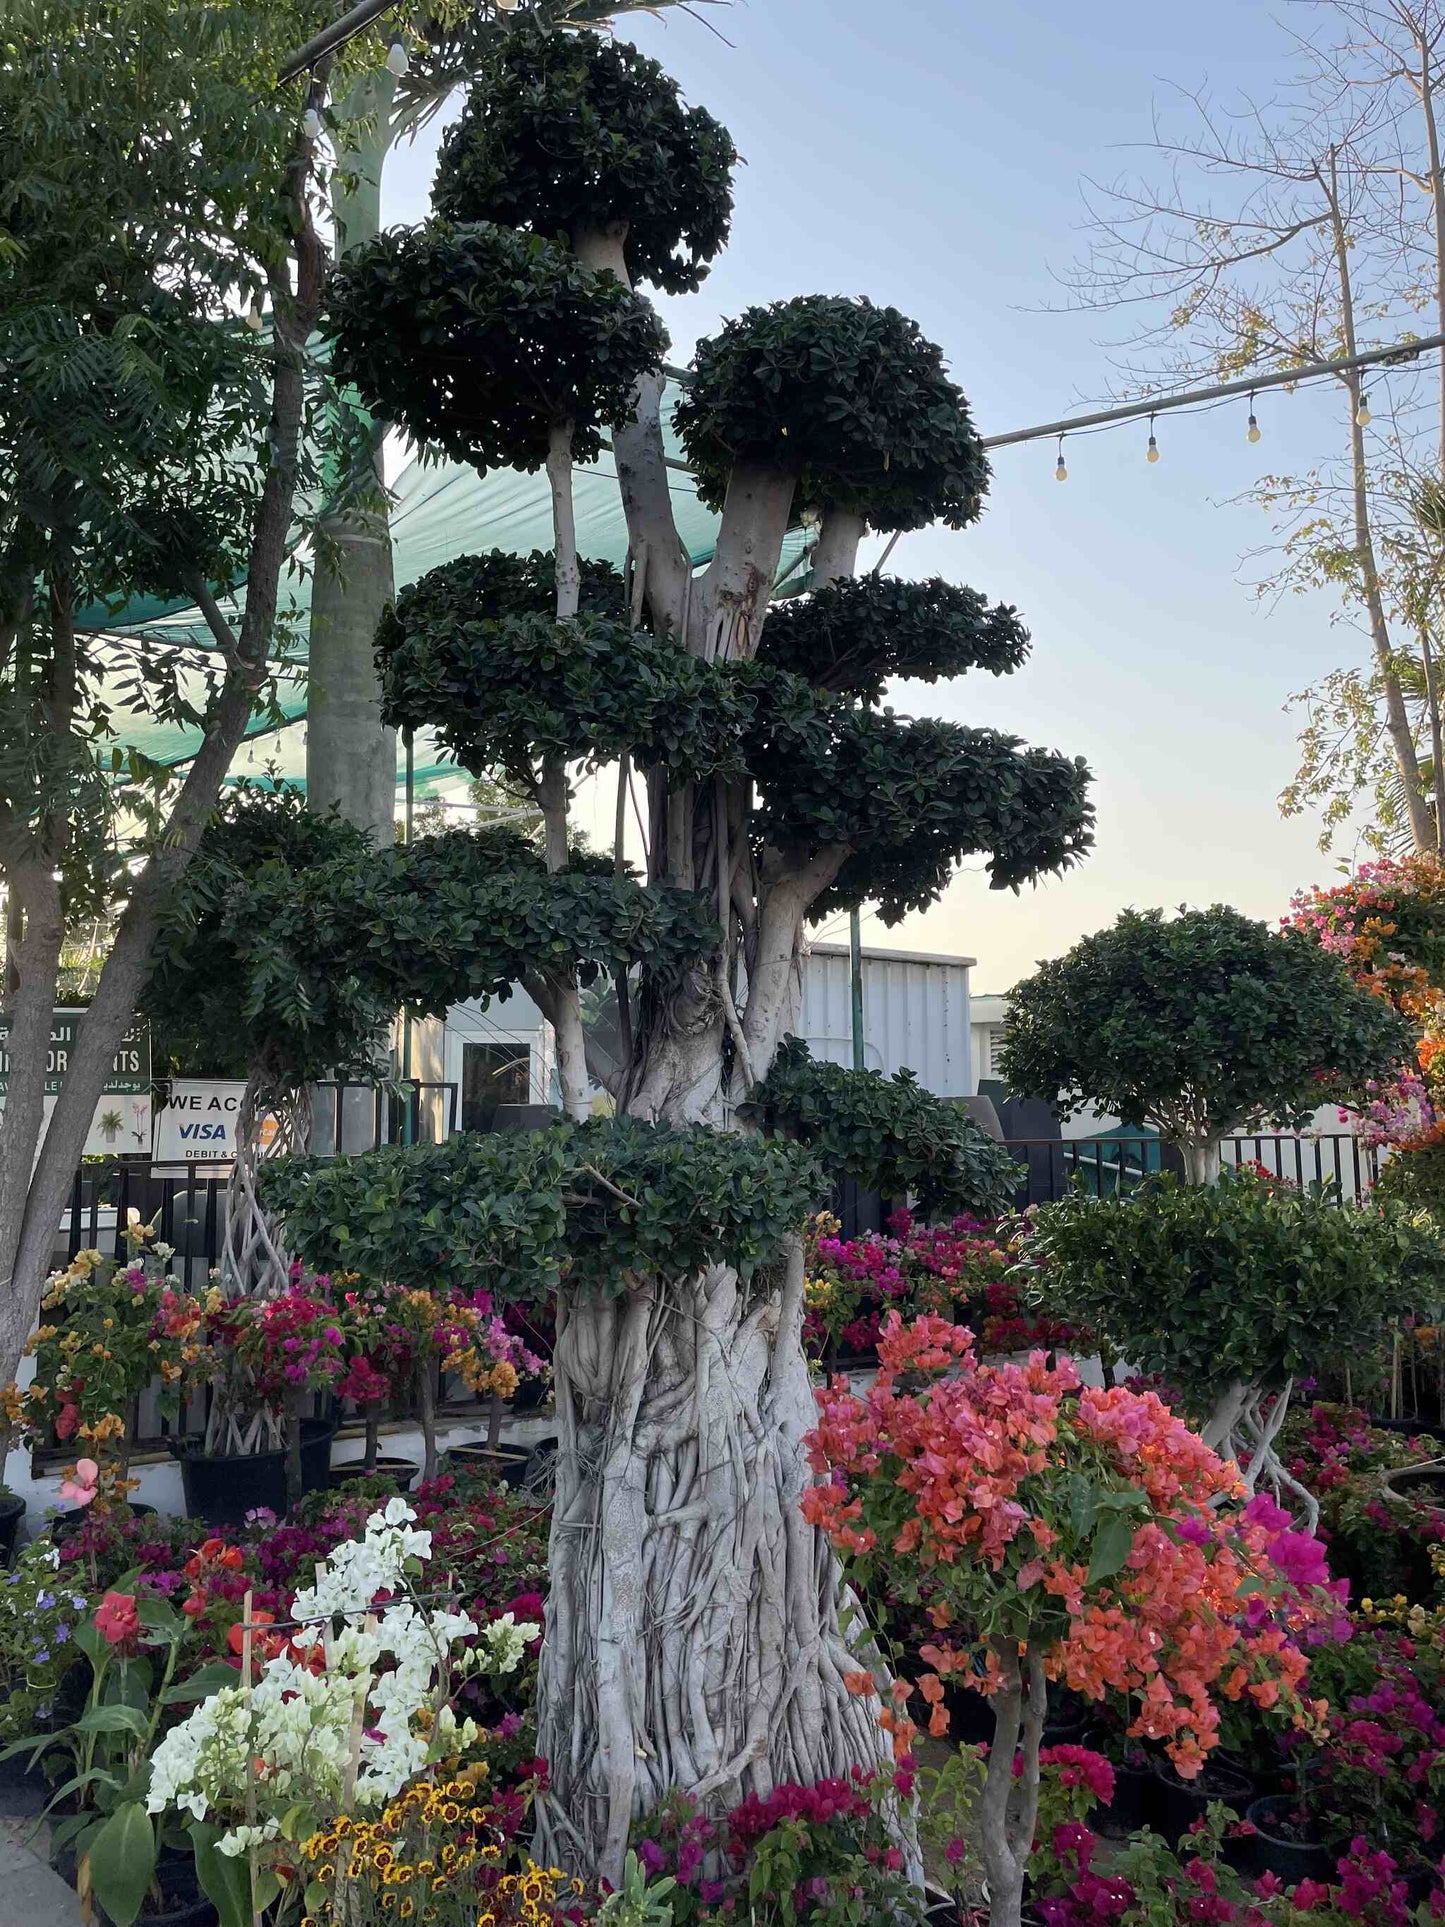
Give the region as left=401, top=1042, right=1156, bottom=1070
left=0, top=1820, right=82, bottom=1925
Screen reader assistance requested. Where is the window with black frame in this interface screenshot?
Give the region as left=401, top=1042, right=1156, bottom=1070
left=461, top=1041, right=531, bottom=1132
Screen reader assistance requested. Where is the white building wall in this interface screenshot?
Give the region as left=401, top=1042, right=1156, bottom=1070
left=800, top=944, right=974, bottom=1097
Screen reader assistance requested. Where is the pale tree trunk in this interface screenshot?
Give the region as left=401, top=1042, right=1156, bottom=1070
left=976, top=1643, right=1047, bottom=1927
left=1322, top=149, right=1437, bottom=850
left=539, top=412, right=591, bottom=1121
left=1178, top=1134, right=1223, bottom=1186
left=535, top=1238, right=894, bottom=1884
left=1200, top=1376, right=1317, bottom=1529
left=0, top=143, right=327, bottom=1386
left=222, top=1070, right=313, bottom=1298
left=306, top=68, right=397, bottom=847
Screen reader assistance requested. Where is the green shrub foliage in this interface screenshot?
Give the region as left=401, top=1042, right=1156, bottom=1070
left=1022, top=1171, right=1445, bottom=1403
left=327, top=221, right=666, bottom=469
left=745, top=1036, right=1023, bottom=1216
left=1374, top=1139, right=1445, bottom=1214
left=758, top=575, right=1031, bottom=704
left=262, top=1117, right=824, bottom=1302
left=377, top=556, right=1093, bottom=908
left=433, top=22, right=736, bottom=294
left=674, top=296, right=990, bottom=529
left=1001, top=905, right=1413, bottom=1138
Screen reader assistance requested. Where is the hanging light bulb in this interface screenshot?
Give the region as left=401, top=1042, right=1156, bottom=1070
left=386, top=33, right=410, bottom=76
left=1247, top=391, right=1261, bottom=443
left=495, top=0, right=520, bottom=11
left=1054, top=436, right=1067, bottom=482
left=1356, top=390, right=1372, bottom=427
left=302, top=102, right=323, bottom=140
left=1146, top=414, right=1160, bottom=463
left=244, top=298, right=264, bottom=333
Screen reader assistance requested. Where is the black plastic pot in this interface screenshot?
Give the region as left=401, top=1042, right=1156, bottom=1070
left=0, top=1493, right=24, bottom=1566
left=939, top=1674, right=996, bottom=1747
left=62, top=1848, right=217, bottom=1927
left=1153, top=1756, right=1255, bottom=1843
left=1102, top=1756, right=1163, bottom=1835
left=512, top=1377, right=549, bottom=1412
left=171, top=1419, right=335, bottom=1528
left=1245, top=1795, right=1335, bottom=1885
left=1041, top=1687, right=1091, bottom=1747
left=1368, top=1413, right=1445, bottom=1443
left=328, top=1455, right=419, bottom=1495
left=50, top=1499, right=156, bottom=1545
left=1381, top=1458, right=1445, bottom=1523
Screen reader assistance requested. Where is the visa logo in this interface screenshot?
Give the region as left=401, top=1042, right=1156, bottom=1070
left=178, top=1123, right=229, bottom=1142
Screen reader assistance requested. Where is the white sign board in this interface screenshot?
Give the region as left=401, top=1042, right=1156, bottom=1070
left=80, top=1092, right=153, bottom=1156
left=153, top=1080, right=248, bottom=1162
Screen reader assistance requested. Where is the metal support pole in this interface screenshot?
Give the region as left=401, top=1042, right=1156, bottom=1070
left=849, top=908, right=865, bottom=1073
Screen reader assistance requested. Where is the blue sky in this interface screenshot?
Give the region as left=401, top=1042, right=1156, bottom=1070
left=383, top=0, right=1371, bottom=993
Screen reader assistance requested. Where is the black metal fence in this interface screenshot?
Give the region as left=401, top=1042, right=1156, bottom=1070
left=62, top=1080, right=458, bottom=1283
left=1006, top=1133, right=1381, bottom=1208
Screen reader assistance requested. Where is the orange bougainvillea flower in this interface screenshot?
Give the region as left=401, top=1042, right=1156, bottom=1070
left=843, top=1671, right=877, bottom=1697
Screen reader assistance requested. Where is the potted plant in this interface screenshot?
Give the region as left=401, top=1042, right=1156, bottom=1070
left=0, top=1218, right=198, bottom=1528
left=804, top=1312, right=1341, bottom=1927
left=169, top=1280, right=341, bottom=1526
left=143, top=1497, right=541, bottom=1924
left=3, top=1576, right=202, bottom=1927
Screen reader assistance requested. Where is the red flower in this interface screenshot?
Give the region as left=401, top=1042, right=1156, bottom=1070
left=94, top=1591, right=140, bottom=1648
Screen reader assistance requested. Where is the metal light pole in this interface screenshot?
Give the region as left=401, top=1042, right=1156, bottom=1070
left=849, top=908, right=865, bottom=1073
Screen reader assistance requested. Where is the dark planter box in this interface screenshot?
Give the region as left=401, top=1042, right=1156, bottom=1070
left=171, top=1419, right=335, bottom=1528
left=0, top=1493, right=24, bottom=1567
left=446, top=1442, right=532, bottom=1482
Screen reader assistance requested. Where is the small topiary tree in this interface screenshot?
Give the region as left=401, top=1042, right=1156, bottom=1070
left=1001, top=905, right=1412, bottom=1184
left=317, top=17, right=1094, bottom=1882
left=1019, top=1169, right=1445, bottom=1524
left=144, top=790, right=380, bottom=1294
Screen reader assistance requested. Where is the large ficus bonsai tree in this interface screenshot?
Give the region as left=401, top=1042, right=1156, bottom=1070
left=1001, top=904, right=1412, bottom=1184
left=320, top=16, right=1092, bottom=1881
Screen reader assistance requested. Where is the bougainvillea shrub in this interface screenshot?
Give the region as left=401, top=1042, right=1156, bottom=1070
left=802, top=1208, right=1087, bottom=1364
left=804, top=1313, right=1340, bottom=1927
left=1282, top=1402, right=1445, bottom=1601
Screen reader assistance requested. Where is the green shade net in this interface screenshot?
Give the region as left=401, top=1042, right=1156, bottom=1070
left=79, top=382, right=811, bottom=797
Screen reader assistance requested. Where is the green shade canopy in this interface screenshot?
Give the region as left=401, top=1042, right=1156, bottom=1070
left=80, top=382, right=811, bottom=797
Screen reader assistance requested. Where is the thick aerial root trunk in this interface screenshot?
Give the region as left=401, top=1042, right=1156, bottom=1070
left=222, top=1074, right=312, bottom=1297
left=535, top=1236, right=895, bottom=1886
left=1202, top=1377, right=1317, bottom=1531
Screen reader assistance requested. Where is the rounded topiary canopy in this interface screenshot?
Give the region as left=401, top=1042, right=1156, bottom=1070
left=1000, top=904, right=1415, bottom=1138
left=759, top=574, right=1030, bottom=703
left=378, top=547, right=747, bottom=782
left=433, top=22, right=736, bottom=294
left=748, top=702, right=1094, bottom=917
left=673, top=296, right=989, bottom=530
left=327, top=220, right=667, bottom=469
